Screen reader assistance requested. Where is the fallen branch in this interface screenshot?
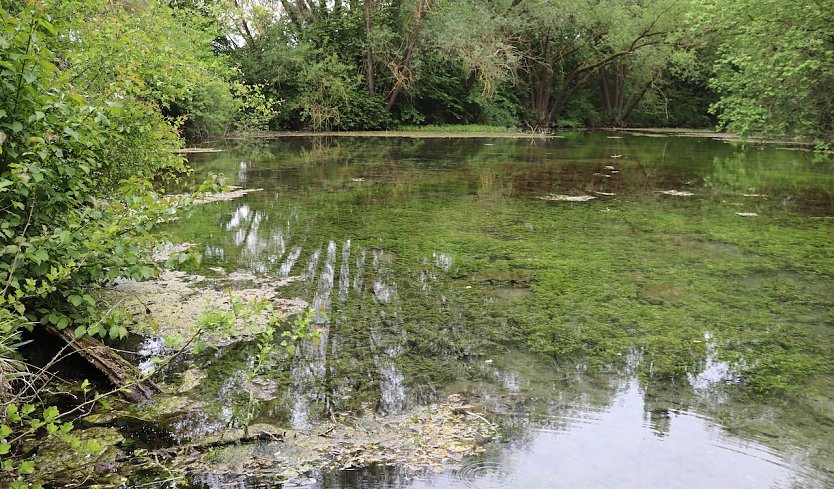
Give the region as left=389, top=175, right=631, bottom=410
left=46, top=325, right=160, bottom=402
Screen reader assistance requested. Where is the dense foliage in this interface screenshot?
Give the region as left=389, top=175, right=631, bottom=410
left=222, top=0, right=832, bottom=142
left=2, top=0, right=210, bottom=342
left=1, top=3, right=165, bottom=341
left=0, top=1, right=252, bottom=484
left=706, top=0, right=834, bottom=142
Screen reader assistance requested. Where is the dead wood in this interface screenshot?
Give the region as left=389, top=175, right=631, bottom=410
left=47, top=325, right=160, bottom=402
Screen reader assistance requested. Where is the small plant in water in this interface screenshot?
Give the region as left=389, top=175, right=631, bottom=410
left=187, top=297, right=320, bottom=433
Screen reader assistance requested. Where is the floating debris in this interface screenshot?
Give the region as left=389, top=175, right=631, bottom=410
left=736, top=212, right=758, bottom=217
left=742, top=193, right=767, bottom=198
left=606, top=136, right=623, bottom=139
left=604, top=165, right=616, bottom=170
left=593, top=191, right=616, bottom=196
left=175, top=395, right=496, bottom=481
left=536, top=194, right=596, bottom=202
left=164, top=187, right=263, bottom=206
left=350, top=178, right=366, bottom=182
left=224, top=270, right=304, bottom=287
left=192, top=187, right=263, bottom=205
left=99, top=270, right=309, bottom=348
left=610, top=154, right=623, bottom=158
left=658, top=190, right=695, bottom=197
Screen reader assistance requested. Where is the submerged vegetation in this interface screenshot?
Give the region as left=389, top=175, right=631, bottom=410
left=176, top=136, right=834, bottom=398
left=145, top=136, right=832, bottom=486
left=0, top=0, right=832, bottom=487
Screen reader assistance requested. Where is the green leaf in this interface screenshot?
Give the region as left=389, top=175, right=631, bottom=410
left=18, top=460, right=35, bottom=475
left=68, top=294, right=83, bottom=307
left=82, top=439, right=102, bottom=453
left=0, top=443, right=10, bottom=455
left=42, top=406, right=59, bottom=423
left=5, top=404, right=19, bottom=422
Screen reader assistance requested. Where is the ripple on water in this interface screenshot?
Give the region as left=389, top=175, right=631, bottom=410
left=451, top=462, right=516, bottom=489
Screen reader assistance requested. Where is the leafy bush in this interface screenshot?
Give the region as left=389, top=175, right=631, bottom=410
left=43, top=0, right=268, bottom=142
left=0, top=5, right=188, bottom=340
left=339, top=89, right=393, bottom=130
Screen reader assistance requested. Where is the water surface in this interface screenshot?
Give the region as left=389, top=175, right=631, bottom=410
left=158, top=133, right=833, bottom=488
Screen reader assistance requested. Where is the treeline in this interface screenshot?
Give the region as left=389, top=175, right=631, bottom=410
left=223, top=0, right=833, bottom=142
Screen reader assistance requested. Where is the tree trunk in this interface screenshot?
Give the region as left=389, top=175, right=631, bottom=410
left=279, top=0, right=304, bottom=33
left=618, top=72, right=658, bottom=124
left=615, top=64, right=626, bottom=109
left=532, top=69, right=552, bottom=126
left=384, top=0, right=435, bottom=110
left=364, top=0, right=375, bottom=96
left=47, top=326, right=160, bottom=402
left=599, top=66, right=612, bottom=111
left=232, top=0, right=258, bottom=51
left=547, top=71, right=581, bottom=124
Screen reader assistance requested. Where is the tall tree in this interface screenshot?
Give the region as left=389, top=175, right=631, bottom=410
left=364, top=0, right=375, bottom=96
left=508, top=0, right=692, bottom=127
left=384, top=0, right=437, bottom=110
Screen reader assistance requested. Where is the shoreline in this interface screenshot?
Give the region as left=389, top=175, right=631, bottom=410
left=213, top=128, right=825, bottom=150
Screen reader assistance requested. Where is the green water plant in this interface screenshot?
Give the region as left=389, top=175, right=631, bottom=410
left=172, top=296, right=320, bottom=433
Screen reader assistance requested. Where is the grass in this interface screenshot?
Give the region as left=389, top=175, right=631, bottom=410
left=395, top=124, right=519, bottom=133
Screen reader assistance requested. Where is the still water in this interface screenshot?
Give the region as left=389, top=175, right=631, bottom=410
left=152, top=133, right=832, bottom=488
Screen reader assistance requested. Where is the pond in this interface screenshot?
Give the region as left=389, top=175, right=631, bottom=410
left=119, top=132, right=833, bottom=488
